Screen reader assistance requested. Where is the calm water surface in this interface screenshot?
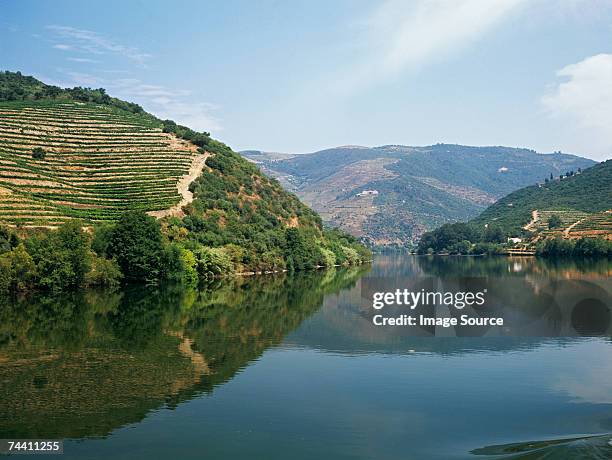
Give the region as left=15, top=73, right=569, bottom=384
left=1, top=255, right=611, bottom=459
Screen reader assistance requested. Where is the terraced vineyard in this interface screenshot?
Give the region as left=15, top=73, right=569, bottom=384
left=566, top=210, right=612, bottom=238
left=520, top=209, right=612, bottom=241
left=530, top=210, right=590, bottom=234
left=0, top=100, right=201, bottom=227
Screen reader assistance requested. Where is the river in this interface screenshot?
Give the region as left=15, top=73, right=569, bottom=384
left=1, top=255, right=611, bottom=459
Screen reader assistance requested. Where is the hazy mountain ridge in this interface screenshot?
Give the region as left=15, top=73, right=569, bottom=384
left=242, top=144, right=595, bottom=248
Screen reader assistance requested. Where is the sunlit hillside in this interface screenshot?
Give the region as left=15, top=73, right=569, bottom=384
left=0, top=100, right=200, bottom=226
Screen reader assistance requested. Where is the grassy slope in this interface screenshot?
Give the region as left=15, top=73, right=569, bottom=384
left=471, top=160, right=612, bottom=234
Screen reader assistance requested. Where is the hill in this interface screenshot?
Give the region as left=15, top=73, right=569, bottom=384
left=416, top=160, right=611, bottom=256
left=242, top=145, right=595, bottom=248
left=0, top=99, right=203, bottom=224
left=0, top=71, right=370, bottom=288
left=472, top=159, right=612, bottom=237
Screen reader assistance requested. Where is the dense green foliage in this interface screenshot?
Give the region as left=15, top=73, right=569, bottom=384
left=536, top=236, right=612, bottom=257
left=473, top=160, right=612, bottom=233
left=108, top=211, right=164, bottom=282
left=0, top=209, right=369, bottom=294
left=0, top=71, right=144, bottom=113
left=0, top=222, right=122, bottom=293
left=416, top=222, right=507, bottom=255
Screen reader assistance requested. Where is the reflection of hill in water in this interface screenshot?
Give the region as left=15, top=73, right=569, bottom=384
left=0, top=255, right=610, bottom=441
left=0, top=267, right=367, bottom=439
left=286, top=255, right=612, bottom=354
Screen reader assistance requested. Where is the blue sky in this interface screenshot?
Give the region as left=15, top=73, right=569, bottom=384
left=2, top=0, right=612, bottom=160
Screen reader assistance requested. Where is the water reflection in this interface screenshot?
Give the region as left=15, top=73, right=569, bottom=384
left=294, top=255, right=612, bottom=355
left=0, top=267, right=367, bottom=439
left=0, top=255, right=610, bottom=459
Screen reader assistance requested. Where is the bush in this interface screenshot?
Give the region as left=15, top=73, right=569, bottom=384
left=0, top=243, right=36, bottom=292
left=26, top=221, right=91, bottom=291
left=573, top=237, right=611, bottom=257
left=417, top=223, right=481, bottom=254
left=320, top=247, right=337, bottom=267
left=91, top=223, right=115, bottom=257
left=471, top=242, right=504, bottom=255
left=194, top=246, right=234, bottom=280
left=548, top=214, right=562, bottom=229
left=180, top=248, right=198, bottom=284
left=448, top=240, right=472, bottom=255
left=31, top=147, right=46, bottom=160
left=85, top=256, right=123, bottom=287
left=537, top=236, right=575, bottom=257
left=284, top=228, right=322, bottom=271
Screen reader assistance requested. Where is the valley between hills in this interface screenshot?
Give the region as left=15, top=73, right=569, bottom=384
left=0, top=70, right=609, bottom=295
left=242, top=145, right=597, bottom=248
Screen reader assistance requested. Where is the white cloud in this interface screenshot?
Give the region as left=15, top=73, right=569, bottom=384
left=374, top=0, right=525, bottom=74
left=56, top=71, right=221, bottom=133
left=42, top=25, right=220, bottom=132
left=47, top=25, right=151, bottom=65
left=67, top=57, right=100, bottom=64
left=339, top=0, right=526, bottom=90
left=542, top=53, right=612, bottom=160
left=552, top=347, right=612, bottom=404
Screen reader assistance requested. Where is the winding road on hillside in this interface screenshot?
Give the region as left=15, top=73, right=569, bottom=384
left=148, top=152, right=210, bottom=219
left=563, top=217, right=585, bottom=236
left=523, top=210, right=539, bottom=231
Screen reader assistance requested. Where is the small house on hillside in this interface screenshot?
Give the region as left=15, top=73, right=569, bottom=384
left=357, top=190, right=379, bottom=197
left=508, top=237, right=523, bottom=244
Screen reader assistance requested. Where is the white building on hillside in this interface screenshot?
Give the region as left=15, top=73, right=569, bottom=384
left=356, top=190, right=379, bottom=197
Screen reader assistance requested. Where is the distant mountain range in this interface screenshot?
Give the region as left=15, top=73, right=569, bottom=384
left=241, top=145, right=595, bottom=248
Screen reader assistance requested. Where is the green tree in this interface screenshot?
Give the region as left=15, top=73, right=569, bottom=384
left=194, top=246, right=234, bottom=280
left=31, top=147, right=46, bottom=160
left=109, top=211, right=163, bottom=282
left=574, top=237, right=611, bottom=257
left=0, top=243, right=36, bottom=292
left=85, top=256, right=123, bottom=287
left=548, top=214, right=562, bottom=229
left=26, top=221, right=91, bottom=291
left=483, top=225, right=506, bottom=243
left=91, top=222, right=115, bottom=257
left=284, top=228, right=321, bottom=271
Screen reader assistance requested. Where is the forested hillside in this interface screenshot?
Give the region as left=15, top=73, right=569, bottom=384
left=243, top=144, right=594, bottom=248
left=472, top=160, right=612, bottom=233
left=416, top=160, right=611, bottom=256
left=0, top=71, right=370, bottom=292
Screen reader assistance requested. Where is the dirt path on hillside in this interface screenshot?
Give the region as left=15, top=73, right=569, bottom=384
left=563, top=217, right=584, bottom=236
left=148, top=152, right=210, bottom=219
left=523, top=210, right=539, bottom=231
